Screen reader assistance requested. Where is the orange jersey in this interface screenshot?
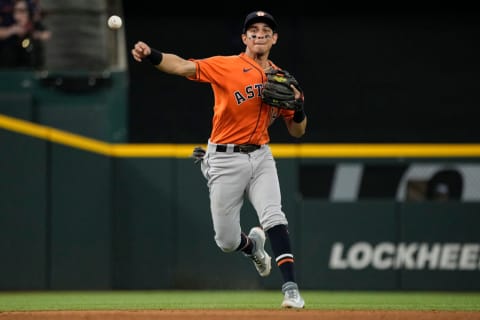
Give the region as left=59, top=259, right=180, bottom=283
left=187, top=52, right=295, bottom=145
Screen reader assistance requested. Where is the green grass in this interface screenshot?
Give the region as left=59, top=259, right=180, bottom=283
left=0, top=290, right=479, bottom=312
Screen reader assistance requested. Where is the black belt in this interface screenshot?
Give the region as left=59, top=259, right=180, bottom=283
left=215, top=144, right=261, bottom=153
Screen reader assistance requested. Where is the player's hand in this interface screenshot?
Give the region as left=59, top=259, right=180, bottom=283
left=291, top=85, right=303, bottom=100
left=192, top=146, right=206, bottom=164
left=131, top=41, right=152, bottom=62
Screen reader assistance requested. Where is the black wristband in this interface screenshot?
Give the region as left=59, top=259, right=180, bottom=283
left=147, top=48, right=163, bottom=66
left=293, top=109, right=306, bottom=123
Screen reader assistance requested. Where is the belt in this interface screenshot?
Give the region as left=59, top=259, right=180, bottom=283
left=215, top=144, right=261, bottom=153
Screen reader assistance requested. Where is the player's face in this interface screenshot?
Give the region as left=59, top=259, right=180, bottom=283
left=246, top=23, right=274, bottom=39
left=242, top=22, right=277, bottom=54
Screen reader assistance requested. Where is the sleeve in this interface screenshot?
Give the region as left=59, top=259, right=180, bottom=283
left=186, top=56, right=229, bottom=85
left=279, top=107, right=296, bottom=120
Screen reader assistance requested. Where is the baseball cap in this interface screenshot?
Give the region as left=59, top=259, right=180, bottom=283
left=242, top=10, right=277, bottom=33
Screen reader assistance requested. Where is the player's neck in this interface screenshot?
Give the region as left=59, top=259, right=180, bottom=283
left=253, top=56, right=270, bottom=70
left=244, top=50, right=270, bottom=70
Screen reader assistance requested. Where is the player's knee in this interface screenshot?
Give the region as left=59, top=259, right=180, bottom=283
left=215, top=237, right=238, bottom=253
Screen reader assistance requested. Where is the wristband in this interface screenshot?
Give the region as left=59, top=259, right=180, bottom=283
left=147, top=48, right=163, bottom=65
left=293, top=109, right=306, bottom=123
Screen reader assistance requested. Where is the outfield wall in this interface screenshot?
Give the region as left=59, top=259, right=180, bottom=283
left=0, top=70, right=128, bottom=142
left=1, top=115, right=479, bottom=291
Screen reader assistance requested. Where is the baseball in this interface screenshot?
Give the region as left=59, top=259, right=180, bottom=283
left=107, top=15, right=122, bottom=29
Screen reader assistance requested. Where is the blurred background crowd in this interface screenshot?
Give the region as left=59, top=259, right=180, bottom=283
left=0, top=0, right=50, bottom=68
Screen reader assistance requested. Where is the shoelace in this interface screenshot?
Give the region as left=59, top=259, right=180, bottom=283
left=252, top=254, right=264, bottom=269
left=285, top=289, right=299, bottom=300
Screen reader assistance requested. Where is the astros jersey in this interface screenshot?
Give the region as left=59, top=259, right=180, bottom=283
left=187, top=52, right=295, bottom=145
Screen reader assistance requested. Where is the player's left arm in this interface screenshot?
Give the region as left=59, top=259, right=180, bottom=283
left=285, top=114, right=307, bottom=138
left=284, top=86, right=307, bottom=138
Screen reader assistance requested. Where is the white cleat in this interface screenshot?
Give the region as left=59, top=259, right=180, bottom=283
left=281, top=282, right=305, bottom=309
left=244, top=227, right=272, bottom=277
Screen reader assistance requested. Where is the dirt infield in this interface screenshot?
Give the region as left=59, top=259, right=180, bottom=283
left=1, top=310, right=480, bottom=320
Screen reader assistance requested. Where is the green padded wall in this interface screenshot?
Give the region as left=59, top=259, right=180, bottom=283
left=112, top=158, right=176, bottom=289
left=0, top=93, right=34, bottom=121
left=48, top=144, right=112, bottom=289
left=400, top=202, right=480, bottom=290
left=300, top=201, right=399, bottom=290
left=35, top=71, right=128, bottom=142
left=0, top=130, right=48, bottom=289
left=0, top=70, right=128, bottom=142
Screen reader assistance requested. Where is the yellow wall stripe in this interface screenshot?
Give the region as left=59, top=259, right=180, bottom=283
left=266, top=144, right=480, bottom=157
left=0, top=114, right=112, bottom=155
left=2, top=114, right=480, bottom=158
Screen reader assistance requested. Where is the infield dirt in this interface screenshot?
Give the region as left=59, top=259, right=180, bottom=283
left=1, top=310, right=480, bottom=320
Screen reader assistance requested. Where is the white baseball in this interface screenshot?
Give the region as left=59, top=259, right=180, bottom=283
left=108, top=15, right=122, bottom=29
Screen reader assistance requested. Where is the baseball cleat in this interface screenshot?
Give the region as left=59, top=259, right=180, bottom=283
left=245, top=227, right=271, bottom=277
left=281, top=281, right=305, bottom=309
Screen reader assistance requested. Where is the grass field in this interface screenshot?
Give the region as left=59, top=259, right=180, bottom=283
left=0, top=290, right=479, bottom=311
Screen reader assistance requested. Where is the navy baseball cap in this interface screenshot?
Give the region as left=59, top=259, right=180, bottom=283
left=242, top=11, right=277, bottom=33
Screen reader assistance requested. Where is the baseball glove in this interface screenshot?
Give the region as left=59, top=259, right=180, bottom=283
left=261, top=69, right=304, bottom=111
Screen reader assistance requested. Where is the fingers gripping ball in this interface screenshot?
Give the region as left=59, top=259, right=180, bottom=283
left=108, top=15, right=122, bottom=29
left=261, top=69, right=304, bottom=111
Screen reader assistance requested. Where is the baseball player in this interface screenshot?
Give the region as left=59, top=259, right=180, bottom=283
left=131, top=10, right=307, bottom=308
